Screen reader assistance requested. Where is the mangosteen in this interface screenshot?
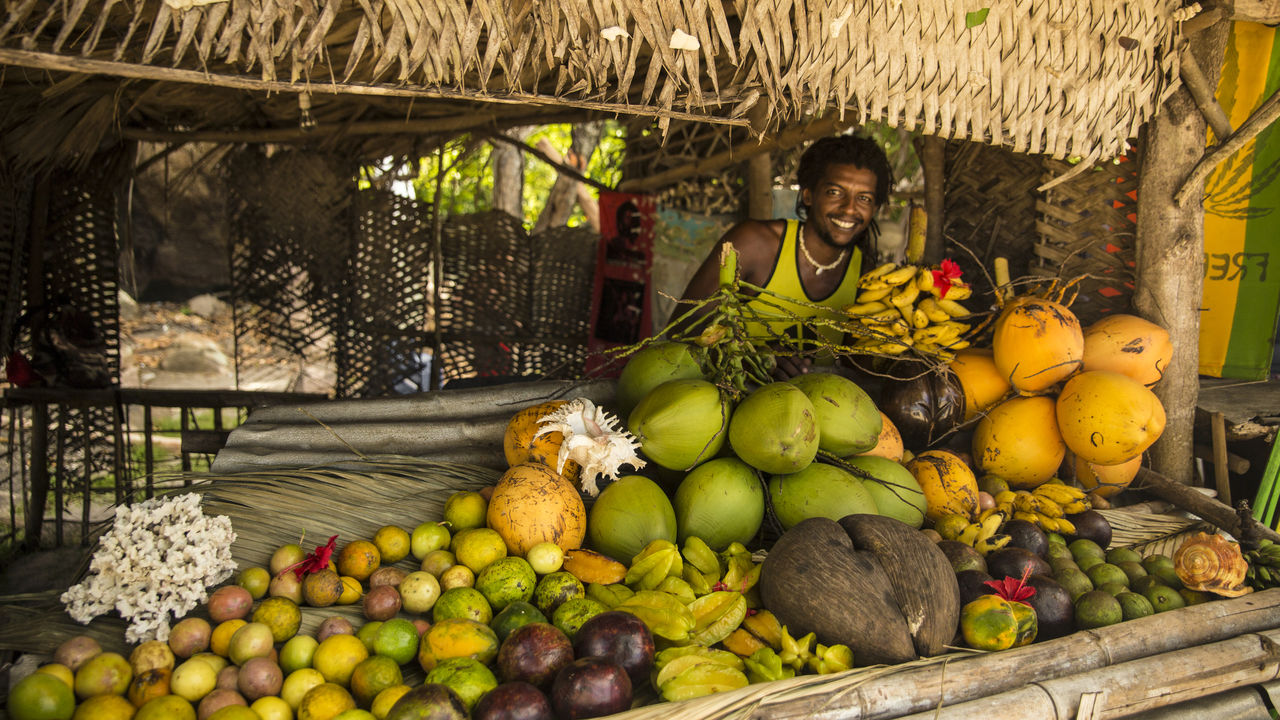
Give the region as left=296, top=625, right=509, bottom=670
left=1024, top=574, right=1075, bottom=640
left=1066, top=510, right=1113, bottom=550
left=497, top=622, right=574, bottom=689
left=956, top=569, right=996, bottom=608
left=472, top=681, right=554, bottom=720
left=572, top=611, right=655, bottom=686
left=550, top=657, right=632, bottom=720
left=985, top=547, right=1052, bottom=581
left=937, top=540, right=987, bottom=574
left=1003, top=519, right=1049, bottom=557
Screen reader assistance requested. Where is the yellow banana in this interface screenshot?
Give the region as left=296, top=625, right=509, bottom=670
left=863, top=262, right=898, bottom=281
left=918, top=297, right=951, bottom=323
left=1056, top=517, right=1077, bottom=535
left=1061, top=499, right=1091, bottom=515
left=942, top=339, right=971, bottom=351
left=881, top=265, right=919, bottom=286
left=916, top=268, right=935, bottom=292
left=914, top=324, right=961, bottom=345
left=1034, top=514, right=1063, bottom=533
left=1013, top=492, right=1039, bottom=514
left=1032, top=496, right=1064, bottom=518
left=994, top=490, right=1018, bottom=506
left=956, top=522, right=982, bottom=547
left=859, top=309, right=901, bottom=324
left=945, top=283, right=973, bottom=300
left=936, top=298, right=971, bottom=318
left=856, top=286, right=894, bottom=303
left=974, top=534, right=1012, bottom=556
left=1033, top=483, right=1086, bottom=504
left=843, top=300, right=890, bottom=316
left=889, top=283, right=921, bottom=309
left=1012, top=510, right=1040, bottom=525
left=975, top=511, right=1005, bottom=542
left=911, top=307, right=930, bottom=329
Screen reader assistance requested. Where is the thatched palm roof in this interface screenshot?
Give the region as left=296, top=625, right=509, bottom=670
left=1, top=0, right=1182, bottom=173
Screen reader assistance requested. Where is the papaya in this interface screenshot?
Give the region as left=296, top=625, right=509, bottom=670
left=960, top=594, right=1019, bottom=651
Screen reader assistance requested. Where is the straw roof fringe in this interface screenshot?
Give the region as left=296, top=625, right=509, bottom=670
left=0, top=0, right=1182, bottom=170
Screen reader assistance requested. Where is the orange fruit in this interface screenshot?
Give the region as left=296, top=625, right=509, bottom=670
left=370, top=685, right=411, bottom=719
left=210, top=619, right=247, bottom=657
left=349, top=655, right=403, bottom=707
left=71, top=694, right=134, bottom=720
left=313, top=634, right=369, bottom=686
left=372, top=526, right=411, bottom=565
left=297, top=683, right=356, bottom=720
left=337, top=541, right=381, bottom=582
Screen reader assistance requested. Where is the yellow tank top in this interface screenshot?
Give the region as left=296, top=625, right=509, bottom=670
left=741, top=220, right=862, bottom=357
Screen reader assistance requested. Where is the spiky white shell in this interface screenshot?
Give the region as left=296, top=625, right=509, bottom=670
left=535, top=398, right=644, bottom=496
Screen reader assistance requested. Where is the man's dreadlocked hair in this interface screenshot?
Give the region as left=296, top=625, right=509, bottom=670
left=793, top=134, right=893, bottom=268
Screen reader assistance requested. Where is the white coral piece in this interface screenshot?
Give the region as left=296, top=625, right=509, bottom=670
left=535, top=398, right=645, bottom=496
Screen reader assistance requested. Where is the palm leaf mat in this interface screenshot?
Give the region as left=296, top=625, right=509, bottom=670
left=0, top=456, right=500, bottom=659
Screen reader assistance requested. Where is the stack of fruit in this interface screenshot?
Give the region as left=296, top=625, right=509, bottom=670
left=841, top=261, right=974, bottom=359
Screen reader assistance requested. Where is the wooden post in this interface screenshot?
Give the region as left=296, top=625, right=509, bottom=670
left=747, top=104, right=774, bottom=220
left=1133, top=17, right=1232, bottom=485
left=921, top=135, right=946, bottom=265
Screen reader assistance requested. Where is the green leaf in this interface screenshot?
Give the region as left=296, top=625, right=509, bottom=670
left=965, top=8, right=989, bottom=28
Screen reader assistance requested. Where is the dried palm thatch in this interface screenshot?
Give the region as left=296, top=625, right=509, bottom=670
left=0, top=0, right=1183, bottom=173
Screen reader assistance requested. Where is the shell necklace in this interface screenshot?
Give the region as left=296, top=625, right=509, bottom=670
left=799, top=225, right=848, bottom=276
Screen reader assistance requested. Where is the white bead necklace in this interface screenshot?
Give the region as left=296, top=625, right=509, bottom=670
left=799, top=225, right=848, bottom=276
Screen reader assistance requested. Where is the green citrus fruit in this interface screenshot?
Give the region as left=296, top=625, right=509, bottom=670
left=432, top=587, right=492, bottom=624
left=1075, top=589, right=1123, bottom=629
left=412, top=523, right=452, bottom=561
left=349, top=655, right=403, bottom=707
left=474, top=556, right=537, bottom=612
left=7, top=672, right=75, bottom=720
left=373, top=618, right=420, bottom=666
left=423, top=657, right=497, bottom=712
left=443, top=491, right=488, bottom=532
left=253, top=596, right=303, bottom=642
left=489, top=600, right=547, bottom=643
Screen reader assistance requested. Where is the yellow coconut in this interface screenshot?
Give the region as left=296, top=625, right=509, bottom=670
left=972, top=396, right=1066, bottom=489
left=855, top=411, right=904, bottom=462
left=1082, top=314, right=1173, bottom=388
left=1055, top=370, right=1166, bottom=465
left=486, top=463, right=586, bottom=555
left=992, top=297, right=1084, bottom=394
left=949, top=348, right=1012, bottom=422
left=502, top=401, right=581, bottom=482
left=1075, top=454, right=1143, bottom=498
left=904, top=449, right=979, bottom=523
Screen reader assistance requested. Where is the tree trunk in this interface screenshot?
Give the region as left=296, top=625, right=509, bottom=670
left=1133, top=17, right=1231, bottom=485
left=492, top=127, right=533, bottom=221
left=533, top=123, right=602, bottom=234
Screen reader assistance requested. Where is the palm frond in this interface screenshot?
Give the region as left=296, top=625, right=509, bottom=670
left=1098, top=509, right=1209, bottom=557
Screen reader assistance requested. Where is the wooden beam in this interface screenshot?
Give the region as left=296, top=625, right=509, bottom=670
left=618, top=113, right=857, bottom=193
left=1175, top=86, right=1280, bottom=207
left=1236, top=0, right=1280, bottom=25
left=0, top=48, right=752, bottom=129
left=921, top=135, right=946, bottom=264
left=746, top=103, right=774, bottom=220
left=1133, top=466, right=1280, bottom=543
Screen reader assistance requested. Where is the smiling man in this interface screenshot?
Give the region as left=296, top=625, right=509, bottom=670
left=677, top=134, right=893, bottom=376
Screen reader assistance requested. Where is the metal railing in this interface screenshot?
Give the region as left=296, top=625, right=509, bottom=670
left=1, top=387, right=324, bottom=552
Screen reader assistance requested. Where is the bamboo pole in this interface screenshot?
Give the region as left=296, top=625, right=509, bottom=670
left=1174, top=86, right=1280, bottom=207
left=604, top=589, right=1280, bottom=720
left=895, top=628, right=1280, bottom=720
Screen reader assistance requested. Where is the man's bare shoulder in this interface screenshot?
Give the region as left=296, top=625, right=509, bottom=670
left=720, top=219, right=787, bottom=284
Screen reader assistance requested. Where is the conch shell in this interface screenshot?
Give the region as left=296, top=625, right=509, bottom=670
left=1173, top=532, right=1253, bottom=598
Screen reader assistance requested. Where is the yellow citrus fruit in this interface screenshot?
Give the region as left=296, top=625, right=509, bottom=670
left=7, top=672, right=75, bottom=720
left=250, top=696, right=293, bottom=720
left=349, top=655, right=403, bottom=708
left=313, top=634, right=369, bottom=686
left=73, top=652, right=132, bottom=699
left=297, top=682, right=356, bottom=720
left=207, top=707, right=260, bottom=720
left=373, top=526, right=411, bottom=564
left=210, top=619, right=248, bottom=657
left=33, top=663, right=74, bottom=689
left=281, top=668, right=326, bottom=709
left=369, top=685, right=411, bottom=719
left=188, top=653, right=227, bottom=674
left=334, top=711, right=376, bottom=720
left=237, top=566, right=272, bottom=599
left=71, top=694, right=135, bottom=720
left=302, top=569, right=345, bottom=608
left=337, top=541, right=381, bottom=582
left=135, top=694, right=196, bottom=720
left=439, top=564, right=475, bottom=591
left=444, top=491, right=489, bottom=532
left=170, top=658, right=217, bottom=702
left=417, top=618, right=499, bottom=672
left=253, top=596, right=303, bottom=642
left=337, top=576, right=363, bottom=605
left=453, top=528, right=508, bottom=574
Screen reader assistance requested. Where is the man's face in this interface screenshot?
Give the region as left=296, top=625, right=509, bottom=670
left=801, top=163, right=880, bottom=248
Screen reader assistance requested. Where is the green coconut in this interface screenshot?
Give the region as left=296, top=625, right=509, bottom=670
left=843, top=455, right=927, bottom=528
left=787, top=372, right=882, bottom=456
left=629, top=378, right=730, bottom=471
left=768, top=463, right=879, bottom=530
left=728, top=382, right=819, bottom=474
left=615, top=342, right=705, bottom=418
left=674, top=457, right=765, bottom=550
left=588, top=475, right=678, bottom=562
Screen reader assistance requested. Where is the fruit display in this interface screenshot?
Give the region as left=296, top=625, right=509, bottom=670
left=23, top=267, right=1267, bottom=720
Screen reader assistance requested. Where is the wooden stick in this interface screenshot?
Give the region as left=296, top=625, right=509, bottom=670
left=1179, top=47, right=1234, bottom=141
left=1212, top=411, right=1233, bottom=506
left=1175, top=86, right=1280, bottom=207
left=921, top=135, right=946, bottom=264
left=617, top=113, right=857, bottom=192
left=1193, top=443, right=1251, bottom=475
left=1133, top=466, right=1280, bottom=543
left=0, top=48, right=752, bottom=129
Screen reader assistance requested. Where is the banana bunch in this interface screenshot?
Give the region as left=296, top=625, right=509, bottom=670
left=1244, top=539, right=1280, bottom=589
left=993, top=484, right=1091, bottom=535
left=843, top=263, right=973, bottom=360
left=934, top=510, right=1011, bottom=555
